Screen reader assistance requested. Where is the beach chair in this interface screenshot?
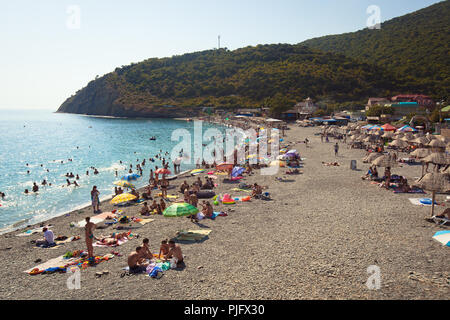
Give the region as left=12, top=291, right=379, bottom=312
left=432, top=216, right=450, bottom=226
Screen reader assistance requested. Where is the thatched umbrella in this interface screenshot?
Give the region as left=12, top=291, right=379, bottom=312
left=363, top=153, right=382, bottom=163
left=382, top=131, right=395, bottom=139
left=414, top=173, right=450, bottom=217
left=372, top=154, right=398, bottom=168
left=428, top=139, right=446, bottom=148
left=421, top=153, right=450, bottom=166
left=412, top=137, right=429, bottom=146
left=389, top=139, right=409, bottom=149
left=410, top=148, right=431, bottom=159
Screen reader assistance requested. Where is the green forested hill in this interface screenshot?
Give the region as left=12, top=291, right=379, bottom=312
left=58, top=44, right=409, bottom=116
left=301, top=0, right=450, bottom=98
left=58, top=2, right=449, bottom=117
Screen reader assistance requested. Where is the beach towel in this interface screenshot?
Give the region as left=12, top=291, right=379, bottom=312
left=16, top=225, right=52, bottom=237
left=93, top=237, right=130, bottom=247
left=175, top=230, right=212, bottom=242
left=408, top=198, right=443, bottom=207
left=77, top=212, right=117, bottom=228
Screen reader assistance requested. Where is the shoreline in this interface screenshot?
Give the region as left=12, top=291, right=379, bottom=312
left=0, top=123, right=448, bottom=300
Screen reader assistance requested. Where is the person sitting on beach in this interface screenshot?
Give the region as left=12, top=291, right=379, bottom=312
left=140, top=202, right=151, bottom=216
left=130, top=188, right=140, bottom=200
left=159, top=198, right=166, bottom=212
left=128, top=247, right=149, bottom=274
left=140, top=238, right=154, bottom=259
left=165, top=240, right=184, bottom=267
left=195, top=177, right=203, bottom=188
left=251, top=183, right=263, bottom=198
left=189, top=192, right=198, bottom=208
left=149, top=200, right=158, bottom=213
left=159, top=239, right=169, bottom=258
left=183, top=189, right=190, bottom=203
left=36, top=227, right=55, bottom=247
left=142, top=185, right=152, bottom=200
left=160, top=177, right=169, bottom=199
left=191, top=183, right=200, bottom=194
left=436, top=208, right=450, bottom=219
left=398, top=176, right=411, bottom=193
left=180, top=181, right=189, bottom=194
left=201, top=201, right=213, bottom=218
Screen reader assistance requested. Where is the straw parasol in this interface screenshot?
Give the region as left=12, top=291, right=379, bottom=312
left=372, top=154, right=398, bottom=168
left=414, top=173, right=450, bottom=217
left=421, top=153, right=450, bottom=166
left=363, top=153, right=382, bottom=163
left=412, top=137, right=429, bottom=145
left=382, top=131, right=395, bottom=139
left=389, top=139, right=409, bottom=148
left=428, top=139, right=446, bottom=148
left=410, top=148, right=431, bottom=159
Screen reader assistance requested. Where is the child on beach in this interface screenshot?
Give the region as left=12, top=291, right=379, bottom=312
left=159, top=239, right=169, bottom=258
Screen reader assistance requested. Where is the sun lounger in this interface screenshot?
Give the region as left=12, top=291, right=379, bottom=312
left=432, top=216, right=450, bottom=226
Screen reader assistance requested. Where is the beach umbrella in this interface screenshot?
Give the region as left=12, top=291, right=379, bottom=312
left=398, top=125, right=417, bottom=132
left=113, top=181, right=135, bottom=189
left=389, top=139, right=409, bottom=148
left=372, top=154, right=398, bottom=168
left=121, top=173, right=140, bottom=181
left=410, top=148, right=431, bottom=159
left=427, top=139, right=446, bottom=148
left=155, top=168, right=171, bottom=175
left=163, top=203, right=199, bottom=218
left=191, top=169, right=205, bottom=175
left=110, top=193, right=137, bottom=205
left=363, top=153, right=382, bottom=163
left=285, top=149, right=298, bottom=157
left=381, top=124, right=396, bottom=132
left=216, top=163, right=234, bottom=171
left=412, top=137, right=429, bottom=145
left=382, top=131, right=395, bottom=139
left=421, top=153, right=450, bottom=166
left=231, top=167, right=245, bottom=177
left=414, top=173, right=450, bottom=217
left=432, top=231, right=450, bottom=247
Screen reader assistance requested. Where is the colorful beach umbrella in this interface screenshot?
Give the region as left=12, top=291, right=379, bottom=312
left=155, top=168, right=171, bottom=175
left=216, top=163, right=234, bottom=171
left=113, top=181, right=135, bottom=189
left=432, top=231, right=450, bottom=247
left=121, top=173, right=140, bottom=181
left=191, top=169, right=205, bottom=175
left=381, top=124, right=397, bottom=132
left=398, top=125, right=418, bottom=132
left=110, top=193, right=137, bottom=205
left=163, top=203, right=199, bottom=218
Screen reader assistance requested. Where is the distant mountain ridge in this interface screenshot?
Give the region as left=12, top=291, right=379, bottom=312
left=301, top=0, right=450, bottom=98
left=57, top=1, right=449, bottom=117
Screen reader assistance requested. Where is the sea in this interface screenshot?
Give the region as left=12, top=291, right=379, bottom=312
left=0, top=109, right=228, bottom=234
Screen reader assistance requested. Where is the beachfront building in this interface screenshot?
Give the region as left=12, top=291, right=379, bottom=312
left=295, top=98, right=317, bottom=119
left=391, top=94, right=435, bottom=108
left=236, top=108, right=262, bottom=117
left=365, top=97, right=391, bottom=111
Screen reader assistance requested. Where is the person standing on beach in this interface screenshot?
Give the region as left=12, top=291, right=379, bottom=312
left=334, top=143, right=339, bottom=157
left=91, top=186, right=100, bottom=213
left=84, top=217, right=96, bottom=260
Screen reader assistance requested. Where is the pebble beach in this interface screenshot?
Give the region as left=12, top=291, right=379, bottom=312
left=0, top=124, right=448, bottom=300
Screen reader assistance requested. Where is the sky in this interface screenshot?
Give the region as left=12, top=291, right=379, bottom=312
left=0, top=0, right=442, bottom=110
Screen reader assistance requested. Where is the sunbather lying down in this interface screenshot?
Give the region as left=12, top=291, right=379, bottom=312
left=97, top=231, right=130, bottom=245
left=322, top=162, right=340, bottom=166
left=286, top=169, right=302, bottom=175
left=435, top=208, right=450, bottom=220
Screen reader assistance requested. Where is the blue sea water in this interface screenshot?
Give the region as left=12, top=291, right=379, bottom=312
left=0, top=109, right=225, bottom=233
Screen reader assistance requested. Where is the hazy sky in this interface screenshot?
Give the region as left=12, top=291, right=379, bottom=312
left=0, top=0, right=442, bottom=110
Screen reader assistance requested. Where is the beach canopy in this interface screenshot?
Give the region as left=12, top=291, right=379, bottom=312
left=398, top=125, right=418, bottom=132
left=216, top=163, right=234, bottom=171
left=372, top=154, right=398, bottom=168
left=389, top=139, right=409, bottom=148
left=410, top=148, right=431, bottom=159
left=363, top=153, right=382, bottom=163
left=432, top=231, right=450, bottom=247
left=414, top=172, right=450, bottom=216
left=428, top=139, right=446, bottom=148
left=412, top=137, right=429, bottom=145
left=421, top=153, right=450, bottom=165
left=110, top=193, right=137, bottom=205
left=231, top=167, right=245, bottom=177
left=121, top=173, right=140, bottom=181
left=113, top=181, right=135, bottom=189
left=163, top=203, right=199, bottom=218
left=381, top=124, right=397, bottom=132
left=155, top=168, right=171, bottom=175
